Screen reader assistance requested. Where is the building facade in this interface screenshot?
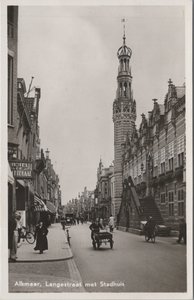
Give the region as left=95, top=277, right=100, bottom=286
left=119, top=80, right=185, bottom=230
left=8, top=6, right=18, bottom=218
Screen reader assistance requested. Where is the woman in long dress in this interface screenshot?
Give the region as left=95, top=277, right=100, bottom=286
left=34, top=221, right=48, bottom=254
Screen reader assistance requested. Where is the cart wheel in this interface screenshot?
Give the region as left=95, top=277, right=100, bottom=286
left=92, top=241, right=96, bottom=249
left=110, top=240, right=113, bottom=249
left=145, top=234, right=149, bottom=242
left=97, top=241, right=100, bottom=249
left=26, top=232, right=35, bottom=244
left=151, top=234, right=156, bottom=243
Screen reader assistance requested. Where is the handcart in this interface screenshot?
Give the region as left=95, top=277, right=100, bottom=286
left=92, top=231, right=114, bottom=249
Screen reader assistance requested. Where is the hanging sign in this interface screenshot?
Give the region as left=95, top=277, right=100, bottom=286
left=9, top=160, right=33, bottom=179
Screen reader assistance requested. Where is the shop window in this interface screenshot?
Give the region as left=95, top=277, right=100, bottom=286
left=160, top=193, right=166, bottom=204
left=168, top=191, right=174, bottom=216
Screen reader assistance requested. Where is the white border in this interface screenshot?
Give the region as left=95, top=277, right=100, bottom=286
left=1, top=0, right=193, bottom=299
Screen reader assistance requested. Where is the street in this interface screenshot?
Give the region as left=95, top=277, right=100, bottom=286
left=70, top=223, right=186, bottom=293
left=9, top=222, right=186, bottom=293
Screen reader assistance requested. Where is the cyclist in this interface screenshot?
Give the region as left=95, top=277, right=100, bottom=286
left=144, top=216, right=156, bottom=241
left=89, top=218, right=103, bottom=243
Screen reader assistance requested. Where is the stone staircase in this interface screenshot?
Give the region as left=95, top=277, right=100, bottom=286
left=139, top=196, right=164, bottom=225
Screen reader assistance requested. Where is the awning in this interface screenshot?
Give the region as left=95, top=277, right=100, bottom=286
left=33, top=195, right=48, bottom=212
left=17, top=179, right=25, bottom=187
left=8, top=163, right=14, bottom=184
left=46, top=201, right=57, bottom=214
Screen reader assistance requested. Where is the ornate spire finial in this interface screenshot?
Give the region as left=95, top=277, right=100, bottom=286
left=152, top=98, right=158, bottom=104
left=121, top=18, right=126, bottom=45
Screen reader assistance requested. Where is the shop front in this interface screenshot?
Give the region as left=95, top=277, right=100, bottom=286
left=45, top=200, right=57, bottom=224
left=8, top=162, right=16, bottom=218
left=31, top=193, right=49, bottom=227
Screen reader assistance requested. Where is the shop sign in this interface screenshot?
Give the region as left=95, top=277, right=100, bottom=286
left=9, top=160, right=33, bottom=179
left=8, top=145, right=18, bottom=159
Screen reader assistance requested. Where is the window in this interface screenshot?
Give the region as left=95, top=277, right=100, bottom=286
left=168, top=191, right=174, bottom=216
left=177, top=135, right=184, bottom=167
left=8, top=6, right=14, bottom=23
left=154, top=151, right=158, bottom=167
left=178, top=189, right=184, bottom=216
left=169, top=158, right=174, bottom=171
left=120, top=83, right=122, bottom=96
left=160, top=193, right=166, bottom=204
left=168, top=141, right=174, bottom=158
left=178, top=152, right=184, bottom=167
left=8, top=7, right=15, bottom=38
left=8, top=55, right=13, bottom=125
left=160, top=162, right=165, bottom=174
left=124, top=82, right=127, bottom=97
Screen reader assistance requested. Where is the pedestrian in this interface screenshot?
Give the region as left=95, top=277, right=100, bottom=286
left=8, top=212, right=19, bottom=262
left=34, top=221, right=48, bottom=254
left=177, top=218, right=186, bottom=244
left=108, top=215, right=114, bottom=232
left=16, top=213, right=22, bottom=244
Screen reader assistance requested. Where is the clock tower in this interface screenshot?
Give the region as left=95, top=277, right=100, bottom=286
left=113, top=31, right=136, bottom=217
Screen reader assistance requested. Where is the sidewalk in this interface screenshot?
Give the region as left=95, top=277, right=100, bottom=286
left=15, top=223, right=73, bottom=262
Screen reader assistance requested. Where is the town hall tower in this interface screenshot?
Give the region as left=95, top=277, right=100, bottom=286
left=113, top=30, right=136, bottom=217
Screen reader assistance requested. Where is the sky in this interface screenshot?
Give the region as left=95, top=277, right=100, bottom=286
left=17, top=5, right=185, bottom=204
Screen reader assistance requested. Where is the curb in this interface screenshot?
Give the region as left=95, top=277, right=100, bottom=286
left=11, top=240, right=74, bottom=263
left=13, top=254, right=73, bottom=263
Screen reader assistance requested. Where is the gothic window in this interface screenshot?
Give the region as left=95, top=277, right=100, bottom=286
left=168, top=158, right=174, bottom=171
left=178, top=189, right=184, bottom=216
left=121, top=59, right=123, bottom=71
left=124, top=82, right=127, bottom=97
left=120, top=83, right=122, bottom=96
left=124, top=59, right=126, bottom=71
left=177, top=134, right=184, bottom=167
left=160, top=193, right=166, bottom=204
left=168, top=191, right=174, bottom=216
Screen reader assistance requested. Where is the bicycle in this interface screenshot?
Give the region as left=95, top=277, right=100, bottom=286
left=65, top=226, right=71, bottom=246
left=19, top=226, right=35, bottom=244
left=144, top=227, right=157, bottom=243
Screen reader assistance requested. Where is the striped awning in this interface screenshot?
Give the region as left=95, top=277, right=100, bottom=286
left=8, top=162, right=14, bottom=184
left=33, top=195, right=48, bottom=212
left=46, top=201, right=57, bottom=214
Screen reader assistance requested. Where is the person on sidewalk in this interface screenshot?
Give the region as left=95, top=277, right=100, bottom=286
left=8, top=212, right=18, bottom=262
left=34, top=221, right=48, bottom=254
left=108, top=215, right=115, bottom=232
left=177, top=218, right=186, bottom=244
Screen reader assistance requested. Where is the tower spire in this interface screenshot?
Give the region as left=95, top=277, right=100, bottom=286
left=121, top=18, right=126, bottom=45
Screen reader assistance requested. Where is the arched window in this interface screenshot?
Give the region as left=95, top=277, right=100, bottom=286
left=124, top=82, right=127, bottom=97
left=124, top=59, right=126, bottom=71
left=120, top=83, right=122, bottom=96
left=121, top=59, right=123, bottom=71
